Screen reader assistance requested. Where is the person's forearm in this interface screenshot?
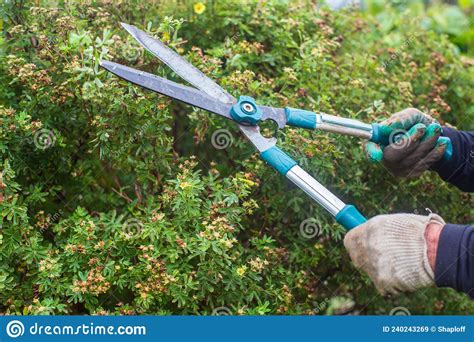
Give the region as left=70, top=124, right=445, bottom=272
left=425, top=222, right=444, bottom=272
left=432, top=128, right=474, bottom=192
left=434, top=223, right=474, bottom=297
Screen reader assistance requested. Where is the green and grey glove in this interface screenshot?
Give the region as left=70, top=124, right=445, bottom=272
left=365, top=108, right=447, bottom=178
left=344, top=213, right=445, bottom=295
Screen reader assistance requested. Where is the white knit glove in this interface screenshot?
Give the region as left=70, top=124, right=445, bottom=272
left=344, top=213, right=445, bottom=295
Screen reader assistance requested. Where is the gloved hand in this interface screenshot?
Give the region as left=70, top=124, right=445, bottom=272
left=344, top=213, right=445, bottom=295
left=365, top=108, right=448, bottom=178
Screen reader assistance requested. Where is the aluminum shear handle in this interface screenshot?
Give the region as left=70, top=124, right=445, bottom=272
left=283, top=108, right=453, bottom=162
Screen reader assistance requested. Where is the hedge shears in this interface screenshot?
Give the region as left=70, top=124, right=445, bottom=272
left=100, top=23, right=452, bottom=230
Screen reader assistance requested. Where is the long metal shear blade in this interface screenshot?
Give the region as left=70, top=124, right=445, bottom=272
left=100, top=60, right=276, bottom=151
left=102, top=24, right=278, bottom=151
left=100, top=60, right=233, bottom=120
left=121, top=23, right=235, bottom=105
left=121, top=23, right=287, bottom=129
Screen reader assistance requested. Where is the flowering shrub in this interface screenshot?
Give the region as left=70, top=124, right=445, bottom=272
left=0, top=1, right=472, bottom=315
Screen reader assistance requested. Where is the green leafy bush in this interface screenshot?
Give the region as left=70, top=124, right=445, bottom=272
left=365, top=0, right=474, bottom=56
left=0, top=0, right=472, bottom=315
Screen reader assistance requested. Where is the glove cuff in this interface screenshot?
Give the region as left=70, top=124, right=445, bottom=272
left=383, top=213, right=445, bottom=292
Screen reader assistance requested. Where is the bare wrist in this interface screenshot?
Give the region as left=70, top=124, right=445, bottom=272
left=425, top=222, right=444, bottom=273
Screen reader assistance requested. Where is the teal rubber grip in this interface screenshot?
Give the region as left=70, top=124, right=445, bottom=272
left=260, top=146, right=297, bottom=175
left=285, top=108, right=317, bottom=129
left=438, top=136, right=453, bottom=162
left=370, top=123, right=391, bottom=145
left=335, top=204, right=367, bottom=230
left=370, top=123, right=453, bottom=161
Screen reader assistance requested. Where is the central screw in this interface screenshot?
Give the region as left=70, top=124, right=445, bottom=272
left=242, top=103, right=255, bottom=113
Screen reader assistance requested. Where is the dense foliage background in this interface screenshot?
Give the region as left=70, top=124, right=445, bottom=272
left=0, top=0, right=473, bottom=315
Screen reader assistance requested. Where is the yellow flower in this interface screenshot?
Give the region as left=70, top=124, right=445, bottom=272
left=193, top=2, right=206, bottom=15
left=179, top=181, right=191, bottom=190
left=241, top=179, right=255, bottom=187
left=236, top=266, right=247, bottom=277
left=162, top=31, right=170, bottom=43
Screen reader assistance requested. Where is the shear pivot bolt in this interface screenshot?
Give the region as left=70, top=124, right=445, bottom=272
left=230, top=95, right=262, bottom=125
left=242, top=103, right=255, bottom=114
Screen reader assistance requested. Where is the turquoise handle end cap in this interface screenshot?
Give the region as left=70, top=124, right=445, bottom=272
left=260, top=146, right=297, bottom=175
left=370, top=123, right=392, bottom=145
left=285, top=108, right=317, bottom=130
left=336, top=204, right=367, bottom=230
